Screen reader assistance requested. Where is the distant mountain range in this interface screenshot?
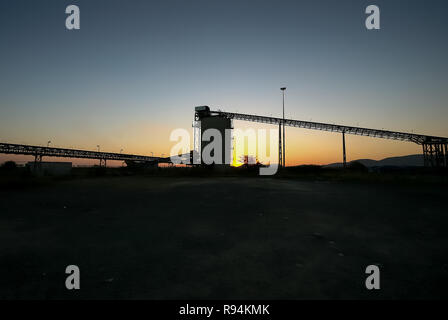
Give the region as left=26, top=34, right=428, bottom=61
left=325, top=154, right=424, bottom=168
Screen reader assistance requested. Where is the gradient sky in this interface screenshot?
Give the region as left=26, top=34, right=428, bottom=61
left=1, top=0, right=447, bottom=165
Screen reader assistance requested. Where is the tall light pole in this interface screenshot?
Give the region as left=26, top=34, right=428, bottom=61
left=97, top=145, right=100, bottom=152
left=47, top=140, right=51, bottom=147
left=281, top=87, right=286, bottom=167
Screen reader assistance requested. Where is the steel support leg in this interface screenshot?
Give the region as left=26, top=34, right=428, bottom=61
left=444, top=143, right=448, bottom=168
left=278, top=123, right=282, bottom=168
left=342, top=131, right=346, bottom=168
left=34, top=154, right=42, bottom=172
left=283, top=121, right=285, bottom=167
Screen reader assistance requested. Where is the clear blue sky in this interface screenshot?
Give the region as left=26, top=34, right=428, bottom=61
left=1, top=0, right=447, bottom=164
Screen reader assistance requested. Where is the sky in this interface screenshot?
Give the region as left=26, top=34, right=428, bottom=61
left=1, top=0, right=447, bottom=166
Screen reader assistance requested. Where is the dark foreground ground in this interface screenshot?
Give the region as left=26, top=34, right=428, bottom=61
left=1, top=174, right=448, bottom=299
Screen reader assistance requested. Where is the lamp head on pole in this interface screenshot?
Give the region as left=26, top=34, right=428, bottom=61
left=280, top=87, right=286, bottom=91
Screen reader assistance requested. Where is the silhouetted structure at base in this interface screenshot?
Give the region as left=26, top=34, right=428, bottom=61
left=27, top=161, right=72, bottom=176
left=422, top=141, right=448, bottom=167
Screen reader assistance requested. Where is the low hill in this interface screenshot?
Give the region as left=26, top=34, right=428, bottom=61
left=325, top=154, right=424, bottom=168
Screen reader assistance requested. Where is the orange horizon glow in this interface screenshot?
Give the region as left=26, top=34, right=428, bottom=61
left=1, top=120, right=424, bottom=167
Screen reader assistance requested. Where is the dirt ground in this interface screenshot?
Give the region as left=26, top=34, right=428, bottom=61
left=0, top=175, right=447, bottom=299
